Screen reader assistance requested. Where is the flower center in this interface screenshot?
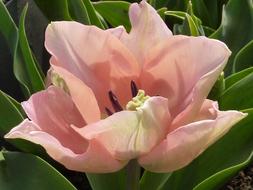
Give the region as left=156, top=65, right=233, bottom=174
left=105, top=81, right=150, bottom=115
left=126, top=90, right=150, bottom=111
left=51, top=72, right=70, bottom=94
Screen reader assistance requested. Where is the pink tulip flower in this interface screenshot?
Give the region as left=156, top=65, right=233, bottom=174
left=5, top=1, right=246, bottom=173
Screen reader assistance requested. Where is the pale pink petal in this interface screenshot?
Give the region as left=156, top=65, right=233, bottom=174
left=73, top=96, right=171, bottom=161
left=139, top=102, right=246, bottom=173
left=170, top=64, right=224, bottom=129
left=193, top=99, right=218, bottom=121
left=141, top=36, right=231, bottom=118
left=51, top=64, right=100, bottom=124
left=5, top=120, right=126, bottom=172
left=107, top=25, right=127, bottom=39
left=21, top=86, right=87, bottom=153
left=45, top=21, right=139, bottom=110
left=120, top=0, right=172, bottom=63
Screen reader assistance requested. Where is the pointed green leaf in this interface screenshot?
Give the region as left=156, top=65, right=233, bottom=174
left=0, top=90, right=23, bottom=135
left=153, top=0, right=169, bottom=9
left=0, top=1, right=24, bottom=100
left=68, top=0, right=90, bottom=24
left=33, top=0, right=72, bottom=21
left=165, top=10, right=186, bottom=20
left=183, top=13, right=199, bottom=36
left=193, top=152, right=253, bottom=190
left=0, top=0, right=18, bottom=53
left=171, top=12, right=200, bottom=36
left=0, top=151, right=76, bottom=190
left=140, top=171, right=171, bottom=190
left=225, top=67, right=253, bottom=89
left=208, top=72, right=225, bottom=100
left=211, top=0, right=253, bottom=75
left=202, top=26, right=215, bottom=37
left=162, top=0, right=188, bottom=11
left=157, top=7, right=168, bottom=20
left=219, top=72, right=253, bottom=110
left=13, top=4, right=45, bottom=97
left=86, top=169, right=126, bottom=190
left=191, top=0, right=220, bottom=29
left=93, top=1, right=130, bottom=31
left=82, top=0, right=104, bottom=29
left=0, top=90, right=43, bottom=153
left=233, top=40, right=253, bottom=72
left=165, top=4, right=204, bottom=36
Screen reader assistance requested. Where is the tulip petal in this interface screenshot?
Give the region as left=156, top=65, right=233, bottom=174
left=51, top=64, right=100, bottom=123
left=141, top=36, right=231, bottom=118
left=20, top=86, right=87, bottom=154
left=45, top=21, right=139, bottom=110
left=5, top=119, right=126, bottom=173
left=171, top=63, right=224, bottom=128
left=73, top=96, right=171, bottom=161
left=138, top=101, right=246, bottom=172
left=107, top=25, right=127, bottom=39
left=120, top=0, right=172, bottom=63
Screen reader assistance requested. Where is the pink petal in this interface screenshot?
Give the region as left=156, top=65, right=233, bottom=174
left=45, top=21, right=139, bottom=111
left=107, top=25, right=127, bottom=39
left=73, top=96, right=171, bottom=161
left=5, top=120, right=126, bottom=173
left=138, top=101, right=246, bottom=172
left=51, top=64, right=100, bottom=123
left=21, top=86, right=87, bottom=154
left=170, top=64, right=224, bottom=129
left=120, top=0, right=172, bottom=63
left=141, top=36, right=231, bottom=118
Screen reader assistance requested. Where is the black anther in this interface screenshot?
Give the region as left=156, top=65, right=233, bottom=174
left=105, top=107, right=113, bottom=116
left=108, top=91, right=123, bottom=112
left=130, top=80, right=138, bottom=97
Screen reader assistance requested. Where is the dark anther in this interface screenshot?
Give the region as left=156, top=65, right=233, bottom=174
left=130, top=80, right=138, bottom=97
left=105, top=107, right=113, bottom=116
left=108, top=91, right=123, bottom=112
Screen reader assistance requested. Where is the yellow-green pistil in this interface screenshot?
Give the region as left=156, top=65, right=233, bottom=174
left=51, top=72, right=70, bottom=94
left=126, top=90, right=150, bottom=111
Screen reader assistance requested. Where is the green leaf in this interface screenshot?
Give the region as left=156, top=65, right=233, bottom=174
left=162, top=108, right=253, bottom=190
left=67, top=0, right=90, bottom=24
left=93, top=1, right=130, bottom=31
left=233, top=40, right=253, bottom=72
left=33, top=0, right=72, bottom=21
left=0, top=0, right=18, bottom=53
left=153, top=0, right=169, bottom=9
left=140, top=171, right=171, bottom=190
left=219, top=71, right=253, bottom=110
left=157, top=7, right=168, bottom=20
left=82, top=0, right=104, bottom=29
left=165, top=2, right=204, bottom=36
left=163, top=0, right=188, bottom=11
left=193, top=152, right=253, bottom=190
left=208, top=72, right=225, bottom=100
left=86, top=170, right=126, bottom=190
left=165, top=10, right=186, bottom=20
left=0, top=151, right=76, bottom=190
left=171, top=12, right=201, bottom=36
left=211, top=0, right=253, bottom=75
left=0, top=90, right=24, bottom=136
left=0, top=90, right=42, bottom=153
left=225, top=67, right=253, bottom=89
left=202, top=26, right=215, bottom=37
left=13, top=4, right=45, bottom=97
left=0, top=1, right=24, bottom=100
left=183, top=13, right=199, bottom=36
left=191, top=0, right=220, bottom=29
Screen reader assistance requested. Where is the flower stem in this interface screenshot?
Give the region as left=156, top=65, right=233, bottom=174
left=126, top=159, right=140, bottom=190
